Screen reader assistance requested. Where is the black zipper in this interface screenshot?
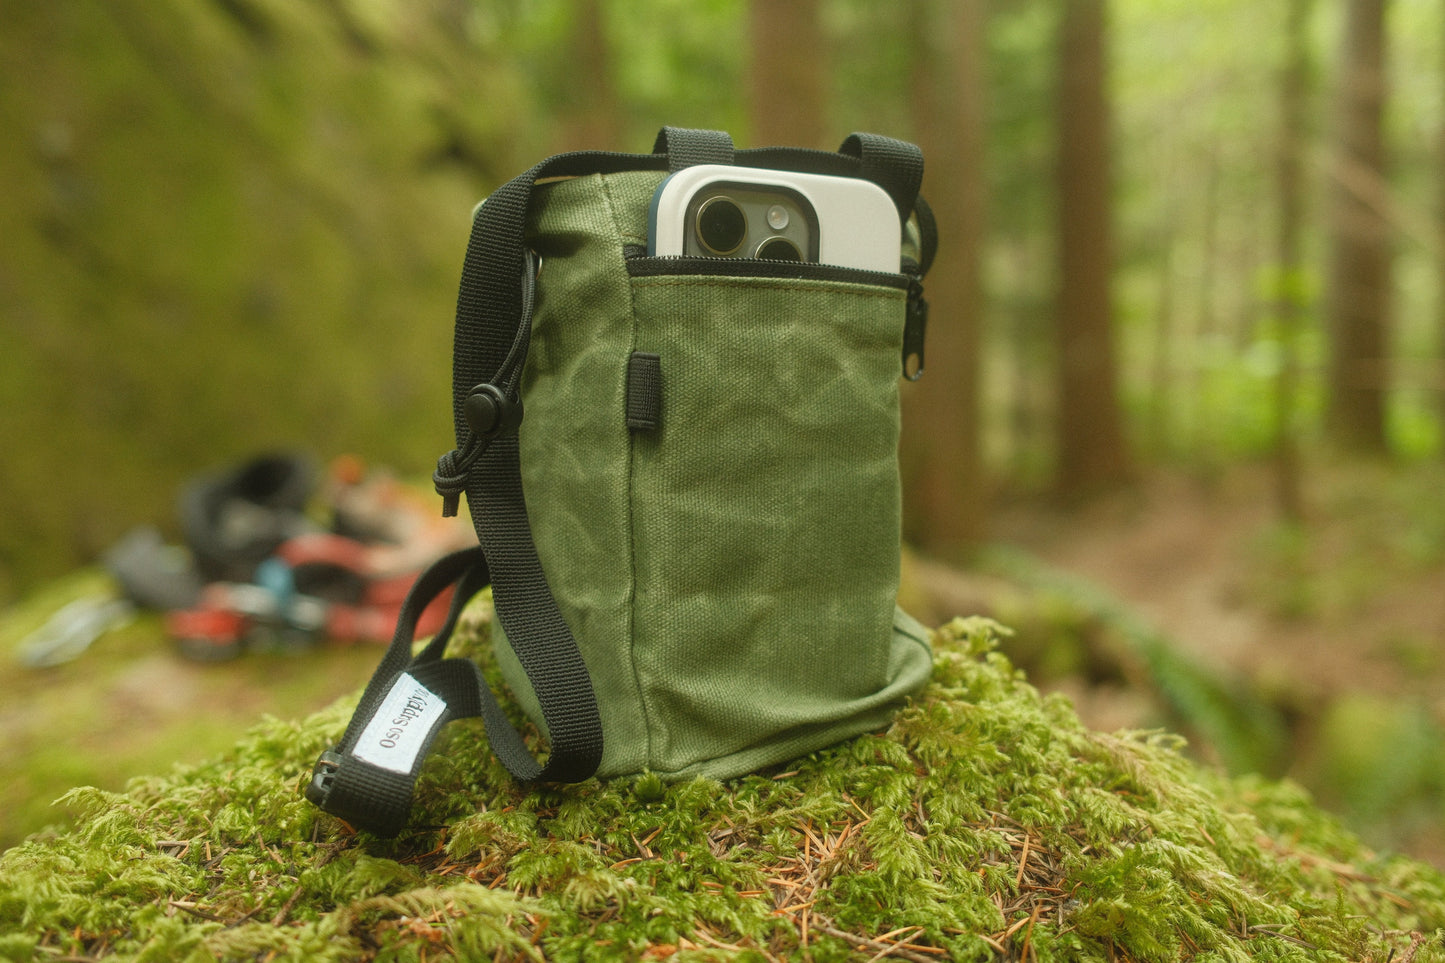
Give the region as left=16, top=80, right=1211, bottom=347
left=623, top=247, right=911, bottom=291
left=902, top=272, right=928, bottom=381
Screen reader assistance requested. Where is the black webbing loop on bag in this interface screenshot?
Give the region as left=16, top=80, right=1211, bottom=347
left=653, top=126, right=735, bottom=171
left=304, top=545, right=613, bottom=836
left=838, top=132, right=924, bottom=226
left=911, top=195, right=939, bottom=277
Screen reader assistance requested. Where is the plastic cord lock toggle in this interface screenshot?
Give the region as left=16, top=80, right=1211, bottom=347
left=434, top=384, right=525, bottom=517
left=464, top=383, right=524, bottom=441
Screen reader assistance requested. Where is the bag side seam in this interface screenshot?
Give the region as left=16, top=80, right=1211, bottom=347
left=598, top=170, right=657, bottom=772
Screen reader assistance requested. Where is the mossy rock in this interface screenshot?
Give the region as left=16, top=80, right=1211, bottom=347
left=2, top=613, right=1443, bottom=961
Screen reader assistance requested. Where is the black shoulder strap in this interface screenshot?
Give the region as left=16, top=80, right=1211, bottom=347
left=305, top=128, right=929, bottom=837
left=306, top=150, right=657, bottom=836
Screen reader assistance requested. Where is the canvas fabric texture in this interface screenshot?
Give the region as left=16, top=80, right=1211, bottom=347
left=489, top=170, right=934, bottom=779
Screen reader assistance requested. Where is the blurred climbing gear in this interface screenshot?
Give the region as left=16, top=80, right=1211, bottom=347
left=160, top=454, right=471, bottom=661
left=180, top=452, right=318, bottom=582
left=5, top=451, right=473, bottom=668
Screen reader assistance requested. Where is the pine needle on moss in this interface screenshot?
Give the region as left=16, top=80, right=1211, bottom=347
left=2, top=604, right=1443, bottom=962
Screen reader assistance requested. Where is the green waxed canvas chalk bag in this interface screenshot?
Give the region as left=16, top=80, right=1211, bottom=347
left=305, top=128, right=938, bottom=837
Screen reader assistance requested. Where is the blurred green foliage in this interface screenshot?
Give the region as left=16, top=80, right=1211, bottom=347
left=0, top=0, right=510, bottom=597
left=4, top=0, right=1445, bottom=599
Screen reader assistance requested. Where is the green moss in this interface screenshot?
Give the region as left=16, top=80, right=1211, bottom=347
left=2, top=610, right=1443, bottom=961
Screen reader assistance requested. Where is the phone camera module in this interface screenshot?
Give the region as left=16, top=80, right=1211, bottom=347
left=755, top=237, right=803, bottom=262
left=695, top=196, right=747, bottom=256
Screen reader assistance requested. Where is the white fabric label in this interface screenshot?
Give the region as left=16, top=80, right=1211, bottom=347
left=353, top=673, right=448, bottom=775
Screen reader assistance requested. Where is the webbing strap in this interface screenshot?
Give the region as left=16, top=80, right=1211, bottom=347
left=306, top=128, right=930, bottom=837
left=304, top=548, right=494, bottom=836
left=653, top=126, right=735, bottom=170
left=839, top=132, right=924, bottom=226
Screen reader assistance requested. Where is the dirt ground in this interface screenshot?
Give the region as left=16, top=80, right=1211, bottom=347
left=938, top=463, right=1445, bottom=864
left=993, top=467, right=1444, bottom=698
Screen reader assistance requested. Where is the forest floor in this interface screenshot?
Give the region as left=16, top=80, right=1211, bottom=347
left=4, top=461, right=1444, bottom=866
left=994, top=463, right=1445, bottom=713
left=910, top=459, right=1445, bottom=865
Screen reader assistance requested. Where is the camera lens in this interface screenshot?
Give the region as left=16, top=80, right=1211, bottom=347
left=755, top=237, right=802, bottom=262
left=695, top=197, right=747, bottom=255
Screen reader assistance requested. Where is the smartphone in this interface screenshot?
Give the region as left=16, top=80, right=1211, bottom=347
left=647, top=165, right=901, bottom=273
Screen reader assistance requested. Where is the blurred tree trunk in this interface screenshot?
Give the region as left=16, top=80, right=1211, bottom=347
left=1191, top=153, right=1220, bottom=455
left=1005, top=246, right=1051, bottom=482
left=1054, top=0, right=1129, bottom=497
left=1439, top=4, right=1445, bottom=442
left=748, top=0, right=827, bottom=147
left=558, top=0, right=621, bottom=152
left=1323, top=0, right=1391, bottom=453
left=1272, top=0, right=1313, bottom=520
left=900, top=0, right=987, bottom=550
left=1145, top=235, right=1176, bottom=457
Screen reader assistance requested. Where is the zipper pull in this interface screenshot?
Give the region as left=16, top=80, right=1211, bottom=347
left=903, top=275, right=928, bottom=381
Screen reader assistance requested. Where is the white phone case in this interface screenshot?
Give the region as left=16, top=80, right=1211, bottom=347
left=648, top=165, right=900, bottom=273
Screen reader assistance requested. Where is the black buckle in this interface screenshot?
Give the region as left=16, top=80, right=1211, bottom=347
left=305, top=749, right=344, bottom=807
